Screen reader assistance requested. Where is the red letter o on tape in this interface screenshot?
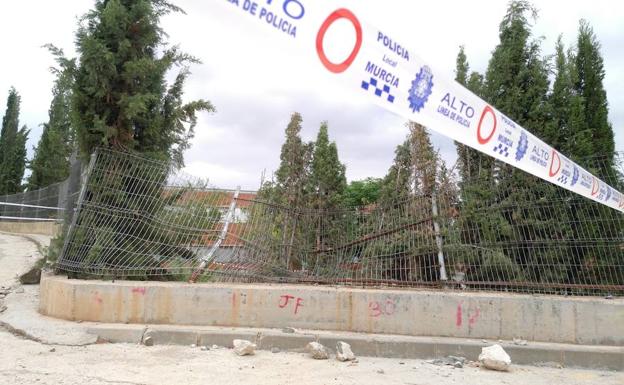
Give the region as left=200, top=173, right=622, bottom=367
left=548, top=150, right=561, bottom=177
left=591, top=178, right=599, bottom=196
left=316, top=8, right=363, bottom=74
left=477, top=106, right=497, bottom=145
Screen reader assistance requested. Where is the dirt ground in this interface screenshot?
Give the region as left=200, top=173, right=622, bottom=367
left=1, top=329, right=622, bottom=385
left=1, top=232, right=623, bottom=385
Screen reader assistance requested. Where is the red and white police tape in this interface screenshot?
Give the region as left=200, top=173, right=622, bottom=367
left=218, top=0, right=624, bottom=212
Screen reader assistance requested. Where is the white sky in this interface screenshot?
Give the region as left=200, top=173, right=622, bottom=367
left=0, top=0, right=622, bottom=189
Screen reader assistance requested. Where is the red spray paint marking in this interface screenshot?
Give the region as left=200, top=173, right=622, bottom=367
left=369, top=298, right=397, bottom=318
left=278, top=294, right=304, bottom=314
left=131, top=287, right=146, bottom=295
left=469, top=308, right=480, bottom=326
left=456, top=303, right=463, bottom=327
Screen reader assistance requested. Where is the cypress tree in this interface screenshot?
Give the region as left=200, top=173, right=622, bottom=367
left=564, top=21, right=621, bottom=290
left=61, top=0, right=215, bottom=278
left=309, top=122, right=347, bottom=211
left=28, top=48, right=76, bottom=189
left=574, top=20, right=616, bottom=179
left=261, top=112, right=313, bottom=268
left=0, top=88, right=29, bottom=195
left=73, top=0, right=214, bottom=164
left=308, top=122, right=346, bottom=271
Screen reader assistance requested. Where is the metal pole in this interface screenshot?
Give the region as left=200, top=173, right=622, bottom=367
left=189, top=186, right=241, bottom=283
left=431, top=191, right=448, bottom=281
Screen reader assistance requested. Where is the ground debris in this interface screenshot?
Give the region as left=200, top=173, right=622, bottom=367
left=306, top=341, right=329, bottom=360
left=479, top=344, right=511, bottom=371
left=336, top=341, right=356, bottom=362
left=233, top=339, right=256, bottom=356
left=429, top=355, right=467, bottom=368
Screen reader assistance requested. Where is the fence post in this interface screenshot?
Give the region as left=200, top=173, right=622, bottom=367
left=431, top=191, right=448, bottom=281
left=189, top=186, right=241, bottom=283
left=57, top=152, right=97, bottom=268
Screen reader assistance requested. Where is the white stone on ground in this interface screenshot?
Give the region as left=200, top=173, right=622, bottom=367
left=479, top=344, right=511, bottom=371
left=335, top=341, right=355, bottom=362
left=306, top=342, right=329, bottom=360
left=233, top=339, right=256, bottom=356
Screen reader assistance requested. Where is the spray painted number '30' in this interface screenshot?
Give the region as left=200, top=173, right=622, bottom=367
left=369, top=298, right=396, bottom=317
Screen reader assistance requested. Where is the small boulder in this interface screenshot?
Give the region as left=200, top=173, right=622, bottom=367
left=306, top=342, right=329, bottom=360
left=282, top=327, right=296, bottom=334
left=233, top=339, right=256, bottom=356
left=142, top=329, right=155, bottom=346
left=335, top=341, right=356, bottom=362
left=513, top=338, right=528, bottom=346
left=479, top=344, right=511, bottom=371
left=19, top=266, right=41, bottom=284
left=271, top=347, right=281, bottom=353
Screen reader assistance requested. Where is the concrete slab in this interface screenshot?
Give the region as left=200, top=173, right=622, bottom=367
left=86, top=323, right=624, bottom=370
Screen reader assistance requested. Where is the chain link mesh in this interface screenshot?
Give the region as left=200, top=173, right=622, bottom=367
left=55, top=148, right=624, bottom=296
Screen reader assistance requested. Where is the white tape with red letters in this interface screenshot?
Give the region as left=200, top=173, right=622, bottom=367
left=219, top=0, right=624, bottom=212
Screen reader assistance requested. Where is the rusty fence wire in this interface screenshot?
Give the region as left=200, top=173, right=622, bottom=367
left=56, top=148, right=624, bottom=296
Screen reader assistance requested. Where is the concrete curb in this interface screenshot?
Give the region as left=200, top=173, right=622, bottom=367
left=88, top=324, right=624, bottom=371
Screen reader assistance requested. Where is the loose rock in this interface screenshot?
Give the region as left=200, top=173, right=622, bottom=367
left=282, top=327, right=296, bottom=334
left=430, top=355, right=466, bottom=368
left=479, top=344, right=511, bottom=371
left=142, top=328, right=155, bottom=346
left=233, top=339, right=256, bottom=356
left=200, top=346, right=209, bottom=351
left=15, top=288, right=25, bottom=294
left=335, top=341, right=356, bottom=362
left=513, top=338, right=528, bottom=346
left=271, top=347, right=281, bottom=353
left=306, top=342, right=329, bottom=360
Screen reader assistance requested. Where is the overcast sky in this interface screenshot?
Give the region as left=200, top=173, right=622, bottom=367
left=0, top=0, right=622, bottom=190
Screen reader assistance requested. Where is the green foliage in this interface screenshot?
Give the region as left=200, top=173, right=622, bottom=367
left=343, top=178, right=382, bottom=207
left=0, top=88, right=29, bottom=194
left=72, top=0, right=214, bottom=165
left=309, top=122, right=347, bottom=210
left=28, top=47, right=77, bottom=190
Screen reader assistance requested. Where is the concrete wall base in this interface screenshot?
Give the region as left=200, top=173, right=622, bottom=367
left=0, top=221, right=60, bottom=236
left=39, top=274, right=624, bottom=346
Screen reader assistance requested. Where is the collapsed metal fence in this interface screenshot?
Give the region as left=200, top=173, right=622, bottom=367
left=53, top=148, right=624, bottom=296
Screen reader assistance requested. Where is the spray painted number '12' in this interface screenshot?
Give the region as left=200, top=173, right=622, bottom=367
left=265, top=0, right=305, bottom=19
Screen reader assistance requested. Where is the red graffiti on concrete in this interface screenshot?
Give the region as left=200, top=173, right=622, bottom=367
left=456, top=301, right=480, bottom=327
left=369, top=298, right=396, bottom=317
left=131, top=287, right=146, bottom=295
left=278, top=294, right=304, bottom=314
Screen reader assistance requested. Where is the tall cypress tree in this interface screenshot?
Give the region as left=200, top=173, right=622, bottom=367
left=308, top=122, right=346, bottom=270
left=61, top=0, right=215, bottom=277
left=0, top=88, right=29, bottom=195
left=28, top=48, right=76, bottom=190
left=73, top=0, right=213, bottom=164
left=564, top=21, right=621, bottom=289
left=309, top=122, right=347, bottom=211
left=574, top=20, right=615, bottom=180
left=260, top=112, right=313, bottom=268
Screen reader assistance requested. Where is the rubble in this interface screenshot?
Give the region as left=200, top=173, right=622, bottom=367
left=306, top=342, right=329, bottom=360
left=335, top=341, right=356, bottom=362
left=430, top=355, right=466, bottom=368
left=233, top=339, right=256, bottom=356
left=479, top=344, right=511, bottom=371
left=513, top=338, right=528, bottom=346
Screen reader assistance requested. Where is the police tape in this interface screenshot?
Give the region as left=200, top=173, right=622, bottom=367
left=219, top=0, right=624, bottom=212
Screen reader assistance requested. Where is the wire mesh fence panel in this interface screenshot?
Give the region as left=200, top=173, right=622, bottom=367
left=0, top=180, right=70, bottom=222
left=57, top=148, right=624, bottom=296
